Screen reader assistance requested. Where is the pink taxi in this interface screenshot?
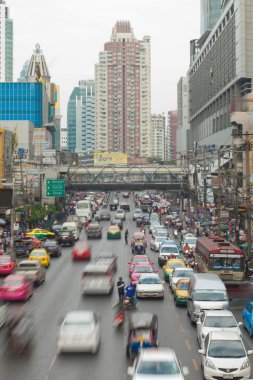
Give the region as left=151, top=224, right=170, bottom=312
left=0, top=274, right=33, bottom=301
left=128, top=255, right=154, bottom=277
left=131, top=263, right=157, bottom=285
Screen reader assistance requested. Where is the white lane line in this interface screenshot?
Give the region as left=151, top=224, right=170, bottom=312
left=44, top=354, right=57, bottom=380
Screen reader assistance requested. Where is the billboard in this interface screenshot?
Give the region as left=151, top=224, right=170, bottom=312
left=94, top=152, right=127, bottom=165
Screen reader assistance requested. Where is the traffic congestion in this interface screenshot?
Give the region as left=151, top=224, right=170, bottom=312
left=0, top=190, right=252, bottom=379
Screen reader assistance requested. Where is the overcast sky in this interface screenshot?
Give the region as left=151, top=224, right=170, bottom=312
left=8, top=0, right=200, bottom=127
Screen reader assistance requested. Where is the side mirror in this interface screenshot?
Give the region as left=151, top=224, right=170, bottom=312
left=198, top=349, right=205, bottom=355
left=238, top=322, right=243, bottom=326
left=196, top=320, right=201, bottom=325
left=182, top=366, right=189, bottom=376
left=127, top=367, right=134, bottom=376
left=247, top=350, right=253, bottom=356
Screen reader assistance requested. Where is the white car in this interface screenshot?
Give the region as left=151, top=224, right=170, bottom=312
left=181, top=236, right=197, bottom=251
left=158, top=244, right=180, bottom=267
left=150, top=236, right=168, bottom=252
left=152, top=227, right=168, bottom=239
left=128, top=348, right=188, bottom=379
left=197, top=310, right=243, bottom=349
left=115, top=208, right=125, bottom=221
left=57, top=311, right=100, bottom=354
left=169, top=268, right=194, bottom=292
left=136, top=273, right=164, bottom=299
left=149, top=222, right=162, bottom=234
left=199, top=331, right=253, bottom=380
left=133, top=209, right=143, bottom=221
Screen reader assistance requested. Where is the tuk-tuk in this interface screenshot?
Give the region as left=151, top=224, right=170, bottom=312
left=126, top=312, right=158, bottom=358
left=131, top=232, right=147, bottom=254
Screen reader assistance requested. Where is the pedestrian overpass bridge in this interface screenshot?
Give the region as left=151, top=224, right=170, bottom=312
left=59, top=164, right=187, bottom=191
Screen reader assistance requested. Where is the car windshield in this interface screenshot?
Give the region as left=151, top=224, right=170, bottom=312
left=44, top=242, right=56, bottom=247
left=174, top=270, right=193, bottom=278
left=161, top=246, right=178, bottom=254
left=168, top=262, right=184, bottom=269
left=139, top=277, right=161, bottom=284
left=184, top=238, right=197, bottom=245
left=137, top=360, right=180, bottom=375
left=177, top=282, right=189, bottom=290
left=204, top=316, right=237, bottom=328
left=4, top=279, right=23, bottom=287
left=62, top=226, right=76, bottom=231
left=194, top=290, right=228, bottom=301
left=0, top=257, right=10, bottom=263
left=156, top=237, right=165, bottom=242
left=134, top=258, right=148, bottom=264
left=208, top=339, right=245, bottom=358
left=134, top=266, right=153, bottom=273
left=31, top=251, right=45, bottom=257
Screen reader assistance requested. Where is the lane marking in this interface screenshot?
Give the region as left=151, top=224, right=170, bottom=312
left=185, top=339, right=192, bottom=351
left=179, top=324, right=185, bottom=334
left=192, top=358, right=199, bottom=371
left=44, top=354, right=57, bottom=380
left=175, top=312, right=180, bottom=320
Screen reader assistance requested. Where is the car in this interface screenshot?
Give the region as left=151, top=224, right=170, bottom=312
left=26, top=228, right=55, bottom=240
left=43, top=240, right=62, bottom=257
left=197, top=310, right=243, bottom=349
left=29, top=248, right=50, bottom=268
left=158, top=244, right=180, bottom=267
left=95, top=252, right=117, bottom=272
left=115, top=208, right=125, bottom=221
left=14, top=238, right=37, bottom=258
left=72, top=241, right=91, bottom=260
left=111, top=218, right=123, bottom=229
left=128, top=255, right=154, bottom=276
left=17, top=260, right=46, bottom=285
left=50, top=224, right=62, bottom=235
left=136, top=273, right=164, bottom=299
left=131, top=264, right=157, bottom=285
left=0, top=274, right=33, bottom=301
left=86, top=223, right=102, bottom=239
left=107, top=225, right=121, bottom=239
left=152, top=227, right=168, bottom=239
left=123, top=192, right=129, bottom=198
left=243, top=301, right=253, bottom=337
left=100, top=211, right=111, bottom=221
left=57, top=311, right=101, bottom=354
left=150, top=236, right=168, bottom=252
left=169, top=267, right=194, bottom=292
left=120, top=202, right=130, bottom=212
left=56, top=231, right=75, bottom=246
left=149, top=222, right=162, bottom=235
left=109, top=203, right=117, bottom=211
left=199, top=331, right=253, bottom=380
left=174, top=279, right=190, bottom=306
left=127, top=347, right=188, bottom=380
left=0, top=256, right=17, bottom=275
left=133, top=209, right=143, bottom=221
left=163, top=259, right=186, bottom=281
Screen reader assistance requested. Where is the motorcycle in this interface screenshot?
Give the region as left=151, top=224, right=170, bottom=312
left=113, top=311, right=125, bottom=328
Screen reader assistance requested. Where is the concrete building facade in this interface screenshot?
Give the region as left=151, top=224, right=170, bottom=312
left=0, top=120, right=34, bottom=159
left=95, top=21, right=151, bottom=158
left=167, top=111, right=177, bottom=161
left=60, top=128, right=67, bottom=149
left=151, top=114, right=166, bottom=161
left=0, top=0, right=13, bottom=82
left=188, top=0, right=253, bottom=149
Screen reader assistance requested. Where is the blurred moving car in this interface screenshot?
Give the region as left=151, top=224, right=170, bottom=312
left=0, top=256, right=17, bottom=275
left=43, top=240, right=62, bottom=257
left=243, top=301, right=253, bottom=337
left=199, top=331, right=252, bottom=380
left=95, top=252, right=117, bottom=272
left=72, top=241, right=91, bottom=261
left=127, top=348, right=188, bottom=379
left=197, top=310, right=242, bottom=349
left=56, top=231, right=75, bottom=246
left=163, top=259, right=186, bottom=281
left=107, top=225, right=121, bottom=239
left=115, top=209, right=126, bottom=221
left=86, top=223, right=102, bottom=239
left=29, top=248, right=50, bottom=268
left=57, top=311, right=101, bottom=354
left=17, top=260, right=46, bottom=285
left=0, top=274, right=33, bottom=301
left=133, top=209, right=143, bottom=221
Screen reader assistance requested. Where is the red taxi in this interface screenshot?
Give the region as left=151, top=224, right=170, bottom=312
left=72, top=241, right=91, bottom=261
left=128, top=255, right=154, bottom=277
left=0, top=256, right=17, bottom=275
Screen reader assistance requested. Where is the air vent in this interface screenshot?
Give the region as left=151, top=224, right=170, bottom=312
left=213, top=239, right=225, bottom=242
left=218, top=242, right=230, bottom=246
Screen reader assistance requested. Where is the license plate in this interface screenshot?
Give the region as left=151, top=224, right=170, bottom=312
left=223, top=375, right=233, bottom=379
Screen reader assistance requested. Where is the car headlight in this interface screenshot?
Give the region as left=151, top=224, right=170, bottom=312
left=205, top=358, right=216, bottom=370
left=240, top=359, right=250, bottom=370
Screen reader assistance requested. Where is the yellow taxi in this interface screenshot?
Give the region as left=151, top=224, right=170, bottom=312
left=26, top=228, right=55, bottom=240
left=29, top=248, right=50, bottom=268
left=163, top=259, right=185, bottom=281
left=174, top=278, right=190, bottom=306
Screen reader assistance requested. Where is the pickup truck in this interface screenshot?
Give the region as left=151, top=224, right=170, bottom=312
left=16, top=260, right=46, bottom=285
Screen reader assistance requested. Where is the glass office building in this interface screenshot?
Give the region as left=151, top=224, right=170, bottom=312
left=0, top=82, right=48, bottom=128
left=201, top=0, right=221, bottom=35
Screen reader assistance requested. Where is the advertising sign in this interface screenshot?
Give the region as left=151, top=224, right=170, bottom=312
left=94, top=152, right=127, bottom=165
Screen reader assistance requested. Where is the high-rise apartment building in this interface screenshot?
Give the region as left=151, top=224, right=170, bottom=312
left=67, top=80, right=95, bottom=153
left=95, top=21, right=151, bottom=158
left=151, top=114, right=166, bottom=161
left=0, top=0, right=13, bottom=82
left=200, top=0, right=221, bottom=36
left=176, top=77, right=189, bottom=154
left=167, top=111, right=177, bottom=161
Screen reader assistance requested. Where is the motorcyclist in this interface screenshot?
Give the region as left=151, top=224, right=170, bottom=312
left=125, top=283, right=136, bottom=307
left=183, top=243, right=190, bottom=254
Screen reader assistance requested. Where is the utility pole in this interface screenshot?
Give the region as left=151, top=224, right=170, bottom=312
left=217, top=149, right=221, bottom=235
left=232, top=131, right=239, bottom=244
left=245, top=132, right=252, bottom=258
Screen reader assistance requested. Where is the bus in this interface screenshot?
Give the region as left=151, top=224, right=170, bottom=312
left=76, top=200, right=92, bottom=222
left=195, top=236, right=245, bottom=282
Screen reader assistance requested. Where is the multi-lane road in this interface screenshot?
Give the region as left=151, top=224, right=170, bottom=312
left=0, top=193, right=252, bottom=380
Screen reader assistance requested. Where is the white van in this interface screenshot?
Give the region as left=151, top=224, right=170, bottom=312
left=187, top=273, right=229, bottom=324
left=81, top=262, right=114, bottom=295
left=61, top=222, right=80, bottom=240
left=76, top=200, right=93, bottom=222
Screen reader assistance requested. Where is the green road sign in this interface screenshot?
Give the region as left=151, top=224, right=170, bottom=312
left=46, top=179, right=65, bottom=197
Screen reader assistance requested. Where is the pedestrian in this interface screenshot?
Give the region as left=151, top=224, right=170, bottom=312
left=2, top=238, right=7, bottom=253
left=117, top=277, right=125, bottom=302
left=124, top=229, right=129, bottom=245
